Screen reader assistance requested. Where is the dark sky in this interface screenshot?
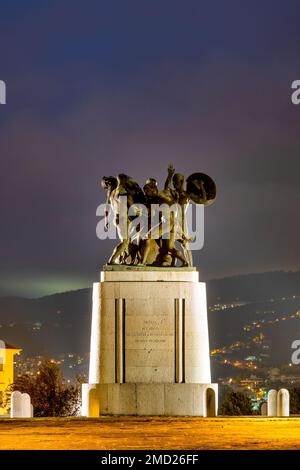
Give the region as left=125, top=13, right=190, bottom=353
left=0, top=0, right=300, bottom=297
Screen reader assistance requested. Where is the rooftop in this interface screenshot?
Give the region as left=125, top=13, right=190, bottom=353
left=0, top=342, right=22, bottom=351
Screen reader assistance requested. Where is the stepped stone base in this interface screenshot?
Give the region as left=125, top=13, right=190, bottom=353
left=82, top=383, right=218, bottom=417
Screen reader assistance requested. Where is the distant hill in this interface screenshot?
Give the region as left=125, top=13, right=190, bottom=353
left=0, top=289, right=92, bottom=355
left=206, top=271, right=300, bottom=304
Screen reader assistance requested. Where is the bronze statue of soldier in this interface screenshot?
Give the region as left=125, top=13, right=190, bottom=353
left=100, top=164, right=216, bottom=267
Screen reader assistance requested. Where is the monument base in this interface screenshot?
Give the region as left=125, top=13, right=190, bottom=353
left=82, top=382, right=218, bottom=417
left=82, top=267, right=218, bottom=417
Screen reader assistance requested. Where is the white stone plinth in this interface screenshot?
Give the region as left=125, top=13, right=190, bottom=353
left=10, top=391, right=32, bottom=418
left=83, top=267, right=218, bottom=416
left=87, top=383, right=218, bottom=416
left=267, top=389, right=278, bottom=417
left=277, top=389, right=290, bottom=417
left=11, top=391, right=22, bottom=418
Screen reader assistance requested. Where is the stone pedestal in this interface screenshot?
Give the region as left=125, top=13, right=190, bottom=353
left=82, top=266, right=218, bottom=416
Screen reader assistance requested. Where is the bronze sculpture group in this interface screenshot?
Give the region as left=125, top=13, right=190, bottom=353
left=101, top=165, right=216, bottom=267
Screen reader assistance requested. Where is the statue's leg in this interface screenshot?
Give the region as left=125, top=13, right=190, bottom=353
left=157, top=239, right=171, bottom=266
left=108, top=239, right=129, bottom=264
left=170, top=247, right=188, bottom=267
left=167, top=233, right=188, bottom=267
left=184, top=247, right=193, bottom=267
left=140, top=239, right=152, bottom=265
left=128, top=243, right=139, bottom=265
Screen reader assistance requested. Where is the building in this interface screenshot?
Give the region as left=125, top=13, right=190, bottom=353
left=0, top=342, right=22, bottom=415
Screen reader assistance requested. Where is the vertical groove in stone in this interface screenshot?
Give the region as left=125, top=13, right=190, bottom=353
left=118, top=298, right=124, bottom=384
left=178, top=298, right=183, bottom=383
left=115, top=298, right=125, bottom=384
left=122, top=298, right=126, bottom=383
left=174, top=299, right=177, bottom=383
left=175, top=298, right=185, bottom=383
left=182, top=298, right=186, bottom=383
left=114, top=299, right=118, bottom=384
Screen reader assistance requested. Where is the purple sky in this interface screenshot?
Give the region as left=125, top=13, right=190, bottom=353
left=0, top=0, right=300, bottom=296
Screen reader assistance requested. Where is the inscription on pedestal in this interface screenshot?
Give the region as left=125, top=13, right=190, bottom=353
left=133, top=316, right=168, bottom=345
left=124, top=300, right=174, bottom=381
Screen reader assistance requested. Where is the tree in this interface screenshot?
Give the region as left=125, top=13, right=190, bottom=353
left=289, top=387, right=300, bottom=414
left=219, top=390, right=253, bottom=416
left=13, top=360, right=83, bottom=417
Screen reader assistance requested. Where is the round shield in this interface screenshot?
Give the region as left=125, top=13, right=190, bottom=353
left=186, top=172, right=217, bottom=205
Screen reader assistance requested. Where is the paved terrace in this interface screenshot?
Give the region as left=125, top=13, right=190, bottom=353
left=0, top=416, right=300, bottom=450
